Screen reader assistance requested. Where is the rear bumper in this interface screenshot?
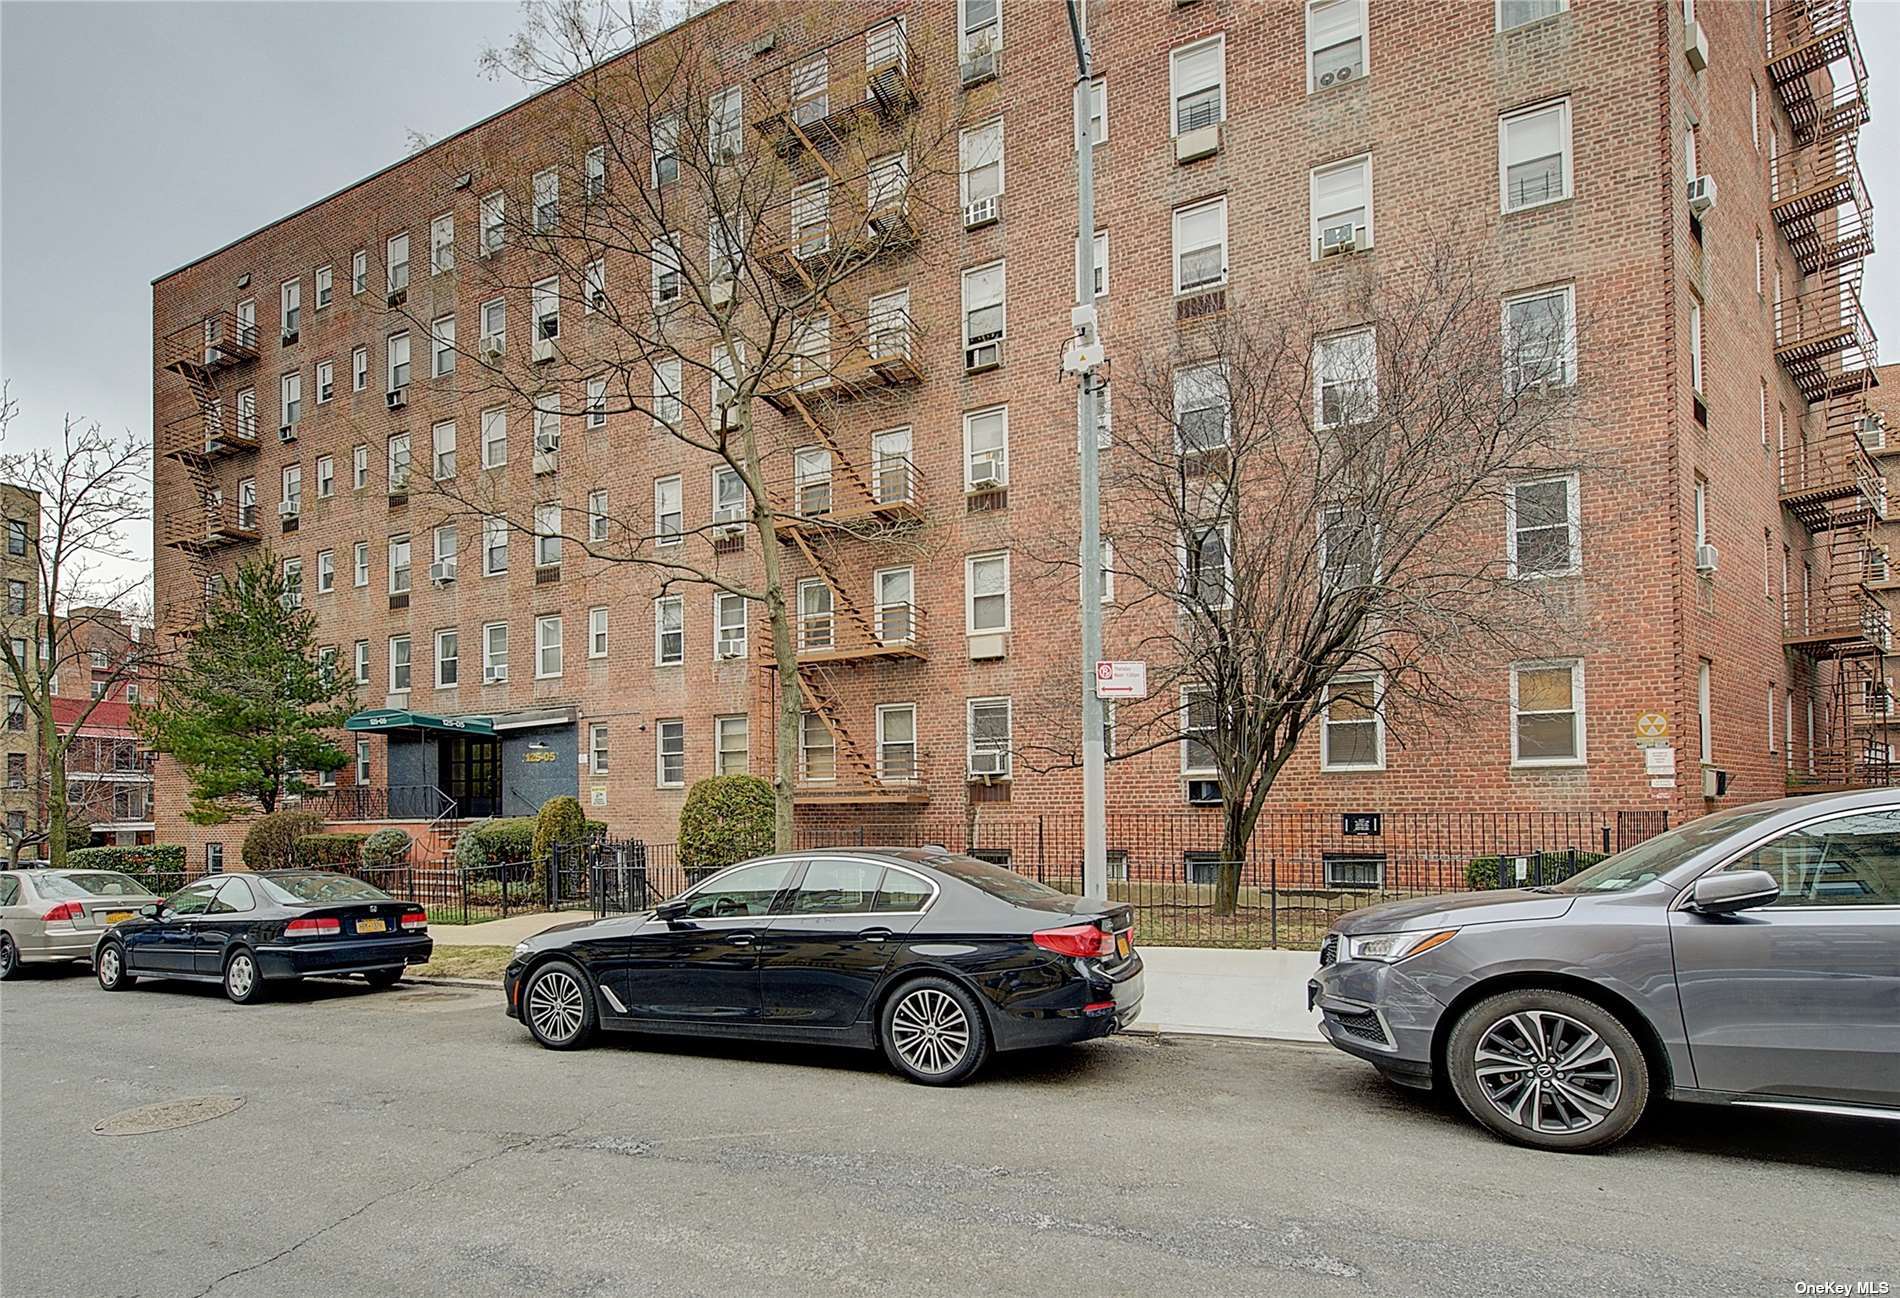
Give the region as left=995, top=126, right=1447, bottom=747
left=1309, top=955, right=1442, bottom=1087
left=991, top=958, right=1143, bottom=1053
left=15, top=927, right=99, bottom=962
left=255, top=936, right=433, bottom=979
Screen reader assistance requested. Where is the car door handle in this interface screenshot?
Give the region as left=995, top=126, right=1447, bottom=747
left=858, top=927, right=894, bottom=943
left=729, top=933, right=754, bottom=947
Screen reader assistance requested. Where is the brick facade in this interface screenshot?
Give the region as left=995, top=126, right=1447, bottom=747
left=149, top=0, right=1883, bottom=867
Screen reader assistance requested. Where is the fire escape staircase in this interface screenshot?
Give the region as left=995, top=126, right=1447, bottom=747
left=1765, top=0, right=1870, bottom=148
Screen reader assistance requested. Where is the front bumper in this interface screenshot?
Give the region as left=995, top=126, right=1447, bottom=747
left=1308, top=950, right=1443, bottom=1088
left=256, top=935, right=433, bottom=979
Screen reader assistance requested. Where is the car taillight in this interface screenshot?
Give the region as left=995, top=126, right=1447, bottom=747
left=399, top=908, right=427, bottom=932
left=284, top=916, right=341, bottom=938
left=1032, top=923, right=1115, bottom=959
left=41, top=902, right=85, bottom=923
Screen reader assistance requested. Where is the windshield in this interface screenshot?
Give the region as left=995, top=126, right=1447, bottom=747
left=1553, top=806, right=1782, bottom=894
left=925, top=853, right=1066, bottom=905
left=57, top=872, right=152, bottom=897
left=253, top=872, right=392, bottom=905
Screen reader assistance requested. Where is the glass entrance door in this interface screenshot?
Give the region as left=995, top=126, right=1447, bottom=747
left=440, top=736, right=501, bottom=819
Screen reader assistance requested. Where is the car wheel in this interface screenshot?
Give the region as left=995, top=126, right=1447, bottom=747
left=223, top=949, right=267, bottom=1005
left=363, top=968, right=404, bottom=989
left=880, top=976, right=991, bottom=1086
left=0, top=933, right=20, bottom=981
left=1446, top=989, right=1649, bottom=1153
left=521, top=960, right=596, bottom=1050
left=96, top=941, right=136, bottom=990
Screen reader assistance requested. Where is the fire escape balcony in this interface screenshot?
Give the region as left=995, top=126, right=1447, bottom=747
left=757, top=203, right=917, bottom=286
left=1779, top=430, right=1882, bottom=532
left=753, top=18, right=920, bottom=162
left=158, top=310, right=260, bottom=378
left=1775, top=274, right=1879, bottom=403
left=158, top=407, right=260, bottom=463
left=1784, top=532, right=1891, bottom=656
left=1765, top=0, right=1870, bottom=146
left=761, top=313, right=924, bottom=413
left=1770, top=135, right=1876, bottom=275
left=161, top=502, right=258, bottom=553
left=794, top=601, right=928, bottom=666
left=774, top=665, right=934, bottom=805
left=775, top=455, right=925, bottom=533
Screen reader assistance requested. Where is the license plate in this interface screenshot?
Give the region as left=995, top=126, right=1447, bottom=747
left=103, top=911, right=134, bottom=925
left=356, top=918, right=387, bottom=934
left=1116, top=932, right=1132, bottom=959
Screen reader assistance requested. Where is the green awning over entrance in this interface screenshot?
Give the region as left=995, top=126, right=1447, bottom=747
left=345, top=708, right=495, bottom=737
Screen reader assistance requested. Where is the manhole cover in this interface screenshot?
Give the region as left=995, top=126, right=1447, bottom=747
left=94, top=1095, right=245, bottom=1137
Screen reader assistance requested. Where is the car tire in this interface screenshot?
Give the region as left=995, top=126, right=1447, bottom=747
left=520, top=959, right=596, bottom=1050
left=1446, top=989, right=1649, bottom=1153
left=363, top=967, right=404, bottom=989
left=0, top=933, right=20, bottom=981
left=879, top=976, right=991, bottom=1086
left=96, top=940, right=136, bottom=990
left=223, top=948, right=268, bottom=1005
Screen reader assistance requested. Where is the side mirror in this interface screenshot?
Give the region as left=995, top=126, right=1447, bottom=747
left=1690, top=869, right=1781, bottom=916
left=654, top=898, right=688, bottom=924
left=139, top=903, right=161, bottom=920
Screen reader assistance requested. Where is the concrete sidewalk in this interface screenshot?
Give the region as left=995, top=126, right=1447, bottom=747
left=428, top=911, right=1321, bottom=1043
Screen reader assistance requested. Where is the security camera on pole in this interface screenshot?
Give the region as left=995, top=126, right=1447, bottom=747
left=1065, top=0, right=1108, bottom=899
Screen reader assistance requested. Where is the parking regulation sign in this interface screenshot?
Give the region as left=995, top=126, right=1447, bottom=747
left=1095, top=661, right=1148, bottom=700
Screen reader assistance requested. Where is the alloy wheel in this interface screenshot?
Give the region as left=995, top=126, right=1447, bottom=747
left=226, top=953, right=256, bottom=1000
left=1473, top=1009, right=1622, bottom=1135
left=98, top=945, right=120, bottom=986
left=889, top=987, right=972, bottom=1077
left=0, top=935, right=15, bottom=978
left=527, top=969, right=585, bottom=1044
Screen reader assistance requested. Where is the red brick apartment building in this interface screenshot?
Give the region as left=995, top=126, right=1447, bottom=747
left=150, top=0, right=1883, bottom=870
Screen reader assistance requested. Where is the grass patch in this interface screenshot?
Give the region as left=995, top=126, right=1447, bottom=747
left=410, top=945, right=513, bottom=981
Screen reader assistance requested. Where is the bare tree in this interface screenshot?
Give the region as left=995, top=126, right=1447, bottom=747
left=370, top=0, right=966, bottom=845
left=1018, top=247, right=1588, bottom=913
left=0, top=390, right=156, bottom=866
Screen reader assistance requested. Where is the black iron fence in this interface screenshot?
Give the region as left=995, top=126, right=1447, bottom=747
left=297, top=785, right=456, bottom=822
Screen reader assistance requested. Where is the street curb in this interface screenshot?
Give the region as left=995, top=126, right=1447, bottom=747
left=404, top=975, right=504, bottom=991
left=1124, top=1024, right=1326, bottom=1048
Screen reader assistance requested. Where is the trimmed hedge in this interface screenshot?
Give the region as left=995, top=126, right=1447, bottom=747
left=67, top=844, right=186, bottom=875
left=294, top=833, right=370, bottom=868
left=678, top=776, right=774, bottom=871
left=1465, top=851, right=1604, bottom=890
left=243, top=810, right=327, bottom=871
left=532, top=796, right=587, bottom=863
left=456, top=818, right=537, bottom=868
left=362, top=827, right=414, bottom=866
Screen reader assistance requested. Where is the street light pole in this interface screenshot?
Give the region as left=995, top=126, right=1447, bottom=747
left=1066, top=0, right=1108, bottom=899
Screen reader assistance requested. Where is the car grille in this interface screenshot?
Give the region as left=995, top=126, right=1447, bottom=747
left=1331, top=1008, right=1388, bottom=1046
left=1317, top=935, right=1340, bottom=968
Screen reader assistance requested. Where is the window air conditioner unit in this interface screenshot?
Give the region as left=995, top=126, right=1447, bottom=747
left=959, top=47, right=999, bottom=88
left=717, top=636, right=746, bottom=660
left=1685, top=19, right=1709, bottom=72
left=1686, top=174, right=1717, bottom=216
left=386, top=388, right=408, bottom=410
left=963, top=195, right=1000, bottom=230
left=276, top=499, right=299, bottom=518
left=1174, top=124, right=1220, bottom=164
left=429, top=558, right=457, bottom=585
left=968, top=461, right=1002, bottom=491
left=1186, top=778, right=1222, bottom=806
left=969, top=749, right=1009, bottom=779
left=965, top=340, right=1002, bottom=373
left=1320, top=222, right=1358, bottom=256
left=967, top=631, right=1007, bottom=661
left=712, top=520, right=744, bottom=537
left=1316, top=63, right=1360, bottom=88
left=589, top=289, right=607, bottom=312
left=281, top=328, right=299, bottom=346
left=710, top=277, right=736, bottom=307
left=532, top=448, right=558, bottom=476
left=483, top=665, right=508, bottom=685
left=278, top=425, right=297, bottom=444
left=386, top=288, right=407, bottom=308
left=1695, top=542, right=1720, bottom=573
left=387, top=479, right=410, bottom=498
left=1701, top=766, right=1728, bottom=799
left=481, top=337, right=504, bottom=361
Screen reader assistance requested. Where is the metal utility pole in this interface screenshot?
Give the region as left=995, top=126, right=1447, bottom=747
left=1065, top=0, right=1108, bottom=899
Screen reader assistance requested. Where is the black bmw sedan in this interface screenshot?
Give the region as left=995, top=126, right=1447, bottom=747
left=94, top=871, right=432, bottom=1003
left=504, top=849, right=1143, bottom=1084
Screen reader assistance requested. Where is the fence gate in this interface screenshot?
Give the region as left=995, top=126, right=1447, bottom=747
left=588, top=838, right=651, bottom=917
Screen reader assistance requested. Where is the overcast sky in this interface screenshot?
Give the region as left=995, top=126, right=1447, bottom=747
left=2, top=1, right=1897, bottom=579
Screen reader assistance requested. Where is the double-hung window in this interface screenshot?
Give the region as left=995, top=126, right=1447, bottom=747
left=435, top=629, right=459, bottom=689
left=588, top=607, right=609, bottom=658
left=798, top=580, right=834, bottom=651
left=1311, top=155, right=1372, bottom=256
left=316, top=455, right=334, bottom=498
left=314, top=265, right=333, bottom=309
left=1506, top=474, right=1581, bottom=578
left=1183, top=524, right=1232, bottom=608
left=791, top=179, right=830, bottom=258
left=652, top=233, right=683, bottom=306
left=280, top=372, right=302, bottom=428
left=480, top=298, right=505, bottom=356
left=586, top=377, right=607, bottom=429
left=584, top=258, right=605, bottom=313
left=1172, top=198, right=1226, bottom=293
left=1512, top=660, right=1586, bottom=765
left=315, top=550, right=335, bottom=594
left=876, top=567, right=914, bottom=644
left=716, top=716, right=748, bottom=775
left=534, top=503, right=561, bottom=568
left=483, top=623, right=508, bottom=680
left=315, top=361, right=334, bottom=404
left=587, top=489, right=609, bottom=543
left=280, top=278, right=301, bottom=338
left=967, top=698, right=1012, bottom=779
left=1182, top=689, right=1217, bottom=775
left=653, top=358, right=682, bottom=426
left=965, top=407, right=1008, bottom=489
left=654, top=596, right=684, bottom=665
left=386, top=233, right=410, bottom=294
left=1321, top=675, right=1384, bottom=770
left=387, top=332, right=411, bottom=391
left=651, top=114, right=680, bottom=187
left=1307, top=0, right=1367, bottom=90
left=389, top=634, right=411, bottom=693
left=533, top=169, right=559, bottom=231
left=878, top=704, right=918, bottom=782
left=431, top=315, right=455, bottom=376
left=654, top=476, right=683, bottom=545
left=354, top=640, right=370, bottom=685
left=481, top=408, right=507, bottom=468
left=712, top=465, right=746, bottom=525
left=430, top=213, right=454, bottom=273
left=1498, top=0, right=1566, bottom=30
left=715, top=593, right=747, bottom=659
left=352, top=443, right=368, bottom=490
left=709, top=87, right=743, bottom=159
left=351, top=347, right=368, bottom=392
left=1319, top=501, right=1378, bottom=591
left=353, top=541, right=369, bottom=588
left=531, top=278, right=559, bottom=361
left=281, top=465, right=302, bottom=515
left=387, top=432, right=411, bottom=493
left=1169, top=36, right=1224, bottom=135
left=480, top=192, right=505, bottom=255
left=351, top=249, right=367, bottom=295
left=960, top=121, right=1003, bottom=209
left=388, top=534, right=412, bottom=596
left=1174, top=364, right=1229, bottom=453
left=584, top=146, right=606, bottom=200
left=431, top=420, right=456, bottom=480
left=960, top=0, right=1000, bottom=59
left=483, top=516, right=509, bottom=575
left=535, top=615, right=563, bottom=678
left=533, top=394, right=560, bottom=465
left=966, top=553, right=1010, bottom=633
left=1315, top=328, right=1378, bottom=428
left=1503, top=284, right=1576, bottom=390
left=656, top=721, right=685, bottom=787
left=1500, top=99, right=1572, bottom=211
left=962, top=262, right=1005, bottom=367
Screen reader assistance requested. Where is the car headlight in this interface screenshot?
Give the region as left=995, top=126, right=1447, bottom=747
left=1345, top=929, right=1458, bottom=963
left=512, top=941, right=533, bottom=959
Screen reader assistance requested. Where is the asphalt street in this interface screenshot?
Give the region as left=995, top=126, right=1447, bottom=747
left=2, top=968, right=1895, bottom=1298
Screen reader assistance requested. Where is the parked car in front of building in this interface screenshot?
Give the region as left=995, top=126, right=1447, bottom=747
left=504, top=848, right=1143, bottom=1084
left=0, top=869, right=160, bottom=979
left=93, top=871, right=432, bottom=1003
left=1309, top=792, right=1900, bottom=1151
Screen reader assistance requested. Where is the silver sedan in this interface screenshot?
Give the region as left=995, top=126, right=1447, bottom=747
left=0, top=869, right=161, bottom=978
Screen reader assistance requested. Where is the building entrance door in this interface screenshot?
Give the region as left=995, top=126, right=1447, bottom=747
left=440, top=735, right=501, bottom=819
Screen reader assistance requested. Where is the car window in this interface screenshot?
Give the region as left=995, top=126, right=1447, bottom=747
left=873, top=869, right=933, bottom=913
left=791, top=859, right=885, bottom=915
left=925, top=853, right=1066, bottom=905
left=253, top=872, right=392, bottom=905
left=0, top=877, right=17, bottom=906
left=1724, top=809, right=1900, bottom=907
left=1554, top=805, right=1784, bottom=894
left=60, top=871, right=148, bottom=897
left=165, top=882, right=222, bottom=916
left=681, top=860, right=796, bottom=919
left=208, top=878, right=258, bottom=914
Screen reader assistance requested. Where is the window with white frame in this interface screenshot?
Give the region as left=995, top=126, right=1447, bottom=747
left=1307, top=0, right=1366, bottom=90
left=480, top=298, right=505, bottom=356
left=586, top=377, right=607, bottom=429
left=531, top=278, right=560, bottom=360
left=959, top=0, right=999, bottom=57
left=715, top=593, right=747, bottom=659
left=533, top=168, right=559, bottom=231
left=1512, top=660, right=1586, bottom=765
left=652, top=233, right=683, bottom=305
left=1698, top=658, right=1713, bottom=762
left=431, top=316, right=455, bottom=376
left=867, top=152, right=909, bottom=215
left=387, top=232, right=410, bottom=293
left=354, top=640, right=370, bottom=685
left=962, top=262, right=1005, bottom=362
left=651, top=114, right=680, bottom=186
left=589, top=722, right=609, bottom=774
left=1321, top=675, right=1384, bottom=770
left=654, top=476, right=682, bottom=545
left=433, top=524, right=457, bottom=577
left=535, top=615, right=563, bottom=678
left=1174, top=363, right=1229, bottom=452
left=876, top=566, right=915, bottom=644
left=280, top=371, right=301, bottom=427
left=281, top=464, right=302, bottom=513
left=481, top=408, right=507, bottom=468
left=653, top=357, right=682, bottom=426
left=587, top=489, right=609, bottom=542
left=716, top=715, right=748, bottom=775
left=351, top=249, right=367, bottom=295
left=1079, top=79, right=1107, bottom=149
left=873, top=427, right=913, bottom=504
left=388, top=534, right=411, bottom=595
left=315, top=360, right=334, bottom=404
left=656, top=720, right=686, bottom=787
left=1319, top=500, right=1378, bottom=591
left=1498, top=0, right=1565, bottom=30
left=387, top=432, right=411, bottom=492
left=878, top=704, right=918, bottom=782
left=960, top=121, right=1004, bottom=208
left=798, top=579, right=834, bottom=651
left=435, top=628, right=458, bottom=689
left=1500, top=99, right=1572, bottom=211
left=352, top=346, right=368, bottom=392
left=483, top=622, right=508, bottom=680
left=584, top=145, right=606, bottom=200
left=483, top=515, right=509, bottom=575
left=1508, top=474, right=1581, bottom=577
left=1182, top=688, right=1217, bottom=774
left=589, top=606, right=609, bottom=658
left=709, top=209, right=745, bottom=280
left=1077, top=229, right=1108, bottom=300
left=966, top=552, right=1010, bottom=633
left=712, top=465, right=746, bottom=525
left=314, top=264, right=332, bottom=310
left=480, top=191, right=504, bottom=255
left=534, top=503, right=561, bottom=568
left=712, top=343, right=743, bottom=428
left=1173, top=198, right=1226, bottom=293
left=315, top=454, right=334, bottom=498
left=431, top=420, right=456, bottom=480
left=352, top=443, right=368, bottom=489
left=790, top=178, right=830, bottom=257
left=353, top=540, right=369, bottom=587
left=709, top=87, right=744, bottom=158
left=387, top=332, right=410, bottom=391
left=430, top=213, right=454, bottom=273
left=1689, top=294, right=1704, bottom=396
left=237, top=387, right=257, bottom=437
left=388, top=634, right=411, bottom=693
left=1311, top=155, right=1372, bottom=256
left=1183, top=524, right=1232, bottom=608
left=583, top=259, right=605, bottom=314
left=1503, top=284, right=1576, bottom=390
left=1694, top=474, right=1709, bottom=551
left=1315, top=328, right=1378, bottom=427
left=533, top=393, right=560, bottom=463
left=1169, top=36, right=1224, bottom=135
left=967, top=697, right=1011, bottom=778
left=654, top=596, right=684, bottom=665
left=280, top=278, right=300, bottom=337
left=315, top=550, right=334, bottom=594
